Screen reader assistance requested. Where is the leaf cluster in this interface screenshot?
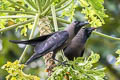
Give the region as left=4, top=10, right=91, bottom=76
left=0, top=0, right=73, bottom=36
left=115, top=49, right=120, bottom=65
left=1, top=60, right=40, bottom=80
left=48, top=52, right=106, bottom=80
left=61, top=0, right=77, bottom=21
left=0, top=0, right=108, bottom=36
left=79, top=0, right=108, bottom=27
left=0, top=0, right=33, bottom=36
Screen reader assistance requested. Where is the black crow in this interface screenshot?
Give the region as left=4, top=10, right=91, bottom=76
left=64, top=27, right=96, bottom=60
left=9, top=21, right=88, bottom=64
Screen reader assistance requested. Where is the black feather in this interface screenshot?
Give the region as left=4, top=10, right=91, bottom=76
left=9, top=32, right=55, bottom=46
left=25, top=31, right=69, bottom=64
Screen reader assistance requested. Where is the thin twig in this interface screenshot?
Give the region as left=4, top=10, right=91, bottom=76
left=51, top=5, right=58, bottom=31
left=41, top=6, right=51, bottom=16
left=56, top=0, right=72, bottom=12
left=36, top=0, right=42, bottom=13
left=0, top=10, right=36, bottom=15
left=48, top=16, right=70, bottom=24
left=43, top=0, right=49, bottom=10
left=93, top=31, right=120, bottom=41
left=0, top=15, right=35, bottom=19
left=55, top=0, right=68, bottom=8
left=24, top=0, right=38, bottom=11
left=0, top=19, right=34, bottom=32
left=19, top=14, right=40, bottom=63
left=42, top=0, right=55, bottom=15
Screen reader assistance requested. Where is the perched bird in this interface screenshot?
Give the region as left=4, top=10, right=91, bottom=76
left=9, top=21, right=88, bottom=64
left=64, top=27, right=96, bottom=60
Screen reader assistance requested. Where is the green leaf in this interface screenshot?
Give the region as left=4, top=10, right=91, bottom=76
left=27, top=23, right=33, bottom=29
left=79, top=0, right=108, bottom=27
left=115, top=49, right=120, bottom=65
left=21, top=26, right=27, bottom=36
left=48, top=51, right=105, bottom=80
left=88, top=51, right=100, bottom=64
left=116, top=49, right=120, bottom=54
left=1, top=60, right=40, bottom=80
left=61, top=0, right=77, bottom=22
left=0, top=19, right=6, bottom=29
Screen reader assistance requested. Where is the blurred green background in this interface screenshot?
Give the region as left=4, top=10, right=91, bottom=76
left=0, top=0, right=120, bottom=80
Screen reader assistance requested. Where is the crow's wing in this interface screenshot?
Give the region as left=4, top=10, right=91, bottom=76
left=9, top=32, right=55, bottom=46
left=25, top=31, right=69, bottom=64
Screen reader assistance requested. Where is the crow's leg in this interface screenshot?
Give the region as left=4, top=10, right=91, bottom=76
left=52, top=51, right=69, bottom=66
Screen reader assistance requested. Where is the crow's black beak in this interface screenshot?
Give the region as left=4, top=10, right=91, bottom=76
left=91, top=27, right=97, bottom=31
left=79, top=21, right=89, bottom=27
left=87, top=27, right=97, bottom=34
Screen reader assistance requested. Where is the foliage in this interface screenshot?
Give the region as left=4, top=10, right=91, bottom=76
left=115, top=49, right=120, bottom=65
left=0, top=0, right=32, bottom=36
left=1, top=60, right=40, bottom=80
left=0, top=0, right=108, bottom=36
left=61, top=0, right=77, bottom=21
left=48, top=52, right=106, bottom=80
left=79, top=0, right=108, bottom=27
left=0, top=0, right=73, bottom=36
left=1, top=0, right=120, bottom=80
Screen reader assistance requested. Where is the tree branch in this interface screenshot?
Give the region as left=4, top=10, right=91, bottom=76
left=0, top=19, right=34, bottom=32
left=48, top=16, right=70, bottom=24
left=36, top=0, right=42, bottom=13
left=55, top=0, right=68, bottom=8
left=0, top=15, right=35, bottom=19
left=56, top=0, right=72, bottom=12
left=0, top=10, right=36, bottom=15
left=43, top=0, right=49, bottom=10
left=93, top=31, right=120, bottom=41
left=51, top=5, right=58, bottom=31
left=24, top=0, right=38, bottom=11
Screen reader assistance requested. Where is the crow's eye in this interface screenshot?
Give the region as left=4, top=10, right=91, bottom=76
left=74, top=21, right=78, bottom=23
left=74, top=21, right=80, bottom=24
left=82, top=27, right=86, bottom=29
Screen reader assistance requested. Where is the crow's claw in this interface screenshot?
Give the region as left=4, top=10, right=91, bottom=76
left=54, top=59, right=69, bottom=66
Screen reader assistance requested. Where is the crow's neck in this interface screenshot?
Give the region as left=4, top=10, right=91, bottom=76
left=72, top=30, right=88, bottom=45
left=64, top=23, right=75, bottom=40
